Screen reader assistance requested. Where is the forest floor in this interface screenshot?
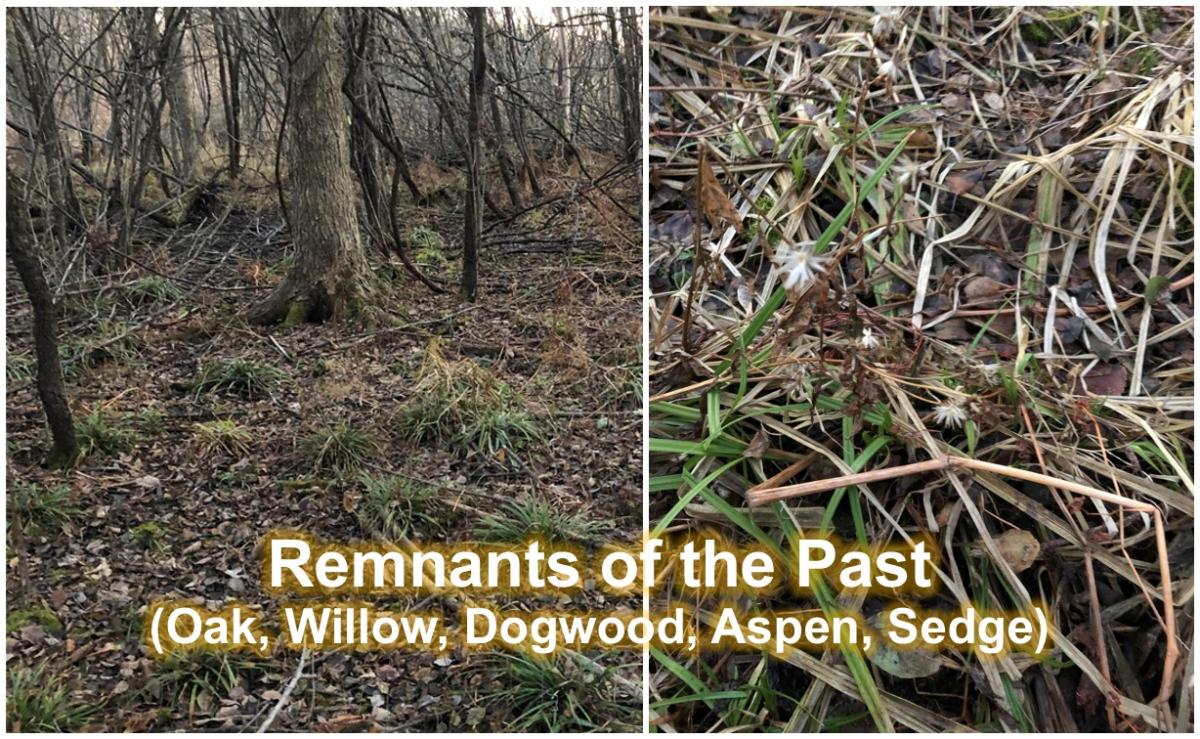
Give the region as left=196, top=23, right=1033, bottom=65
left=6, top=156, right=643, bottom=731
left=648, top=6, right=1192, bottom=734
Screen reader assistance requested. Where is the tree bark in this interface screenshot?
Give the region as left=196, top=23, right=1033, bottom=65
left=7, top=186, right=78, bottom=468
left=462, top=8, right=485, bottom=302
left=249, top=8, right=372, bottom=324
left=346, top=10, right=386, bottom=245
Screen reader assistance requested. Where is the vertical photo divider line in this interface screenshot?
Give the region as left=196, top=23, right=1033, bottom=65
left=639, top=3, right=652, bottom=733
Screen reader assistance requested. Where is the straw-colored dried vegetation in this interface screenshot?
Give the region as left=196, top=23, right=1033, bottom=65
left=649, top=6, right=1192, bottom=732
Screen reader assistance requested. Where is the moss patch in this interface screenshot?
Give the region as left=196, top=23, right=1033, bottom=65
left=126, top=521, right=172, bottom=550
left=8, top=606, right=64, bottom=636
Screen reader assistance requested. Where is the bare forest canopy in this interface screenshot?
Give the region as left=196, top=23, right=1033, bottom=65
left=6, top=7, right=642, bottom=303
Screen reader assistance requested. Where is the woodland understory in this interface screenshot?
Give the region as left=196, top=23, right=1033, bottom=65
left=6, top=7, right=643, bottom=732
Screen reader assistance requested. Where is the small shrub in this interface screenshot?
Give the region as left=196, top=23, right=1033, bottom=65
left=126, top=276, right=183, bottom=304
left=193, top=358, right=284, bottom=397
left=474, top=494, right=609, bottom=545
left=298, top=422, right=376, bottom=473
left=356, top=474, right=442, bottom=540
left=76, top=410, right=135, bottom=459
left=7, top=662, right=95, bottom=731
left=8, top=482, right=77, bottom=535
left=193, top=419, right=252, bottom=456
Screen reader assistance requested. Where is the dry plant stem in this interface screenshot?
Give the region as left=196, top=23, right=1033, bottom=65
left=258, top=647, right=309, bottom=732
left=747, top=457, right=950, bottom=504
left=1021, top=405, right=1117, bottom=729
left=747, top=454, right=1179, bottom=711
left=680, top=145, right=708, bottom=355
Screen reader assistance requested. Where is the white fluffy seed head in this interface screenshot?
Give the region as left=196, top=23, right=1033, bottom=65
left=772, top=244, right=830, bottom=291
left=879, top=59, right=901, bottom=82
left=932, top=400, right=969, bottom=429
left=871, top=8, right=899, bottom=38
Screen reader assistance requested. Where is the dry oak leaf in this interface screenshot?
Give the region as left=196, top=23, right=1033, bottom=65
left=945, top=169, right=984, bottom=195
left=697, top=147, right=743, bottom=234
left=742, top=429, right=769, bottom=459
left=973, top=528, right=1041, bottom=573
left=1076, top=361, right=1128, bottom=396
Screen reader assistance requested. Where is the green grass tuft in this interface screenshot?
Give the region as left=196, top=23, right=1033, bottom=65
left=355, top=473, right=442, bottom=540
left=6, top=351, right=34, bottom=382
left=141, top=652, right=259, bottom=714
left=398, top=339, right=542, bottom=463
left=474, top=493, right=610, bottom=544
left=132, top=407, right=167, bottom=434
left=193, top=419, right=252, bottom=456
left=479, top=653, right=639, bottom=732
left=8, top=482, right=77, bottom=535
left=126, top=275, right=183, bottom=304
left=463, top=409, right=542, bottom=461
left=193, top=358, right=284, bottom=397
left=6, top=662, right=95, bottom=731
left=410, top=226, right=447, bottom=267
left=298, top=422, right=377, bottom=473
left=76, top=409, right=136, bottom=460
left=126, top=521, right=172, bottom=552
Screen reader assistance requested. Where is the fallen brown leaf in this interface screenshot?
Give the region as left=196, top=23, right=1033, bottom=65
left=697, top=145, right=742, bottom=234
left=1076, top=362, right=1128, bottom=396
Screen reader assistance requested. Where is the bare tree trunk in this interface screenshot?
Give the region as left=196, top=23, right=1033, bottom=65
left=10, top=9, right=85, bottom=242
left=213, top=11, right=241, bottom=178
left=78, top=69, right=96, bottom=163
left=620, top=8, right=641, bottom=160
left=502, top=8, right=543, bottom=198
left=462, top=8, right=485, bottom=302
left=346, top=10, right=386, bottom=244
left=7, top=186, right=78, bottom=469
left=115, top=9, right=170, bottom=255
left=374, top=83, right=424, bottom=203
left=487, top=84, right=522, bottom=211
left=608, top=9, right=638, bottom=163
left=553, top=8, right=572, bottom=157
left=155, top=9, right=202, bottom=180
left=250, top=8, right=372, bottom=325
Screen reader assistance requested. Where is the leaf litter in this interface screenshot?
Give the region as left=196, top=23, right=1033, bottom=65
left=648, top=6, right=1193, bottom=733
left=6, top=157, right=642, bottom=730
